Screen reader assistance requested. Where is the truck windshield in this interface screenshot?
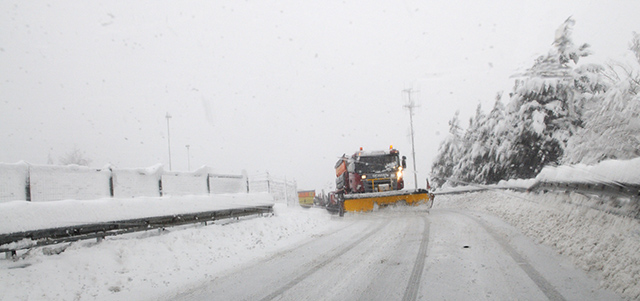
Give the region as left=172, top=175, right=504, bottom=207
left=355, top=154, right=398, bottom=174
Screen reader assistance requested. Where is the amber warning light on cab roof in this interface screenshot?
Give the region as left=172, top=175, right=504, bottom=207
left=359, top=146, right=394, bottom=150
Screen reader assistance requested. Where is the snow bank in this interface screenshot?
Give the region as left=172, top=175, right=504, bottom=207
left=0, top=193, right=274, bottom=234
left=0, top=203, right=343, bottom=301
left=536, top=157, right=640, bottom=184
left=435, top=191, right=640, bottom=300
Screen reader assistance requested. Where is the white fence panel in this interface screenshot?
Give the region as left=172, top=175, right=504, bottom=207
left=248, top=173, right=297, bottom=206
left=209, top=174, right=247, bottom=194
left=0, top=163, right=297, bottom=204
left=112, top=167, right=162, bottom=198
left=29, top=165, right=111, bottom=202
left=248, top=174, right=270, bottom=194
left=161, top=173, right=208, bottom=196
left=0, top=162, right=29, bottom=202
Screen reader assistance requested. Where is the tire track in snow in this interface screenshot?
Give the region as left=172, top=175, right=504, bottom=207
left=402, top=215, right=430, bottom=301
left=259, top=218, right=392, bottom=301
left=256, top=218, right=361, bottom=263
left=466, top=213, right=567, bottom=301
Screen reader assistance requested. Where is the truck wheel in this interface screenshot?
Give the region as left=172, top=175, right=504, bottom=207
left=338, top=193, right=345, bottom=217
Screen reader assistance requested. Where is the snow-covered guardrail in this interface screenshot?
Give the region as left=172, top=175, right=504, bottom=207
left=433, top=158, right=640, bottom=218
left=528, top=181, right=640, bottom=199
left=0, top=195, right=275, bottom=256
left=529, top=159, right=640, bottom=201
left=1, top=205, right=273, bottom=255
left=432, top=179, right=533, bottom=196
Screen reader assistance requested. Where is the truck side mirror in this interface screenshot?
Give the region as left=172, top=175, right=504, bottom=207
left=402, top=156, right=407, bottom=169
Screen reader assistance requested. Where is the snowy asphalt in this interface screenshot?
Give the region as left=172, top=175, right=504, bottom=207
left=165, top=208, right=618, bottom=301
left=2, top=192, right=634, bottom=300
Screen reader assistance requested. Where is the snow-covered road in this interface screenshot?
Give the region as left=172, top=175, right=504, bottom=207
left=166, top=208, right=618, bottom=301
left=2, top=191, right=634, bottom=300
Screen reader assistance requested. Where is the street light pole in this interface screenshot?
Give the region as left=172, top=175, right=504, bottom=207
left=186, top=144, right=190, bottom=171
left=165, top=112, right=172, bottom=171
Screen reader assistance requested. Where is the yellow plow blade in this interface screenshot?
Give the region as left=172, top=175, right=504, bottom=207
left=343, top=190, right=431, bottom=212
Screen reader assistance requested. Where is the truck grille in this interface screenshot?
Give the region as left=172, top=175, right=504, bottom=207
left=364, top=178, right=392, bottom=192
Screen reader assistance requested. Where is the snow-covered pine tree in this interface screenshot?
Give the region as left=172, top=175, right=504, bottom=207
left=478, top=96, right=509, bottom=184
left=430, top=111, right=464, bottom=187
left=430, top=18, right=606, bottom=186
left=503, top=17, right=597, bottom=179
left=450, top=104, right=489, bottom=185
left=431, top=94, right=511, bottom=187
left=432, top=95, right=508, bottom=186
left=564, top=32, right=640, bottom=164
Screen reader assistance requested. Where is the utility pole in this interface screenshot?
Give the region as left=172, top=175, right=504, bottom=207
left=403, top=88, right=419, bottom=191
left=165, top=112, right=172, bottom=171
left=185, top=144, right=190, bottom=171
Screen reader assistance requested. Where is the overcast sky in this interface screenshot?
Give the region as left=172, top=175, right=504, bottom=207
left=2, top=0, right=639, bottom=191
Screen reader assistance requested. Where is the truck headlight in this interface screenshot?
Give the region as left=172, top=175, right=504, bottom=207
left=396, top=170, right=403, bottom=179
left=361, top=175, right=367, bottom=179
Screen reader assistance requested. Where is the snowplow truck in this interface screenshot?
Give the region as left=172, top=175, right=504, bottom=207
left=326, top=146, right=431, bottom=215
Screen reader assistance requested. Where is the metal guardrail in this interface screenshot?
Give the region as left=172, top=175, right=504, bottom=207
left=529, top=181, right=640, bottom=220
left=528, top=181, right=640, bottom=199
left=433, top=187, right=489, bottom=196
left=433, top=178, right=640, bottom=199
left=433, top=186, right=529, bottom=196
left=432, top=179, right=640, bottom=220
left=1, top=205, right=274, bottom=255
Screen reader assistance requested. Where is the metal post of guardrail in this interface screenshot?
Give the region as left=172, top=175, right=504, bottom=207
left=206, top=174, right=211, bottom=194
left=108, top=168, right=114, bottom=197
left=267, top=172, right=271, bottom=194
left=25, top=165, right=31, bottom=202
left=284, top=176, right=288, bottom=205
